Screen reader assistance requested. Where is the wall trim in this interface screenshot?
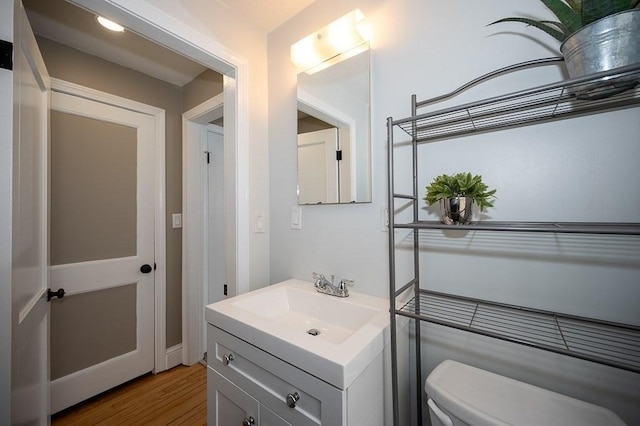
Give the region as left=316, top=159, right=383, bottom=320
left=51, top=78, right=168, bottom=373
left=165, top=344, right=183, bottom=370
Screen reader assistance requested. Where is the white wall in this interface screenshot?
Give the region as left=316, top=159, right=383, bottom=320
left=268, top=0, right=640, bottom=424
left=268, top=1, right=390, bottom=296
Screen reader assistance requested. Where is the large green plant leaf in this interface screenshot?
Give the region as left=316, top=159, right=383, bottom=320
left=566, top=0, right=582, bottom=13
left=489, top=17, right=567, bottom=41
left=490, top=0, right=638, bottom=42
left=541, top=0, right=582, bottom=32
left=582, top=0, right=627, bottom=24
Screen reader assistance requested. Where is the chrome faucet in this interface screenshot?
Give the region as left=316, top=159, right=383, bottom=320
left=312, top=272, right=352, bottom=297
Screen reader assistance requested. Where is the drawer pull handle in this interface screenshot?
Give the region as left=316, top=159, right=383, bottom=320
left=286, top=391, right=300, bottom=408
left=242, top=416, right=255, bottom=426
left=223, top=353, right=234, bottom=365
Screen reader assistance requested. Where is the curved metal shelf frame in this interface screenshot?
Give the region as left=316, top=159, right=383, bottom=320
left=392, top=60, right=640, bottom=143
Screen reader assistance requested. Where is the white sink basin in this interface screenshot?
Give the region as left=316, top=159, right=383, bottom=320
left=206, top=279, right=389, bottom=390
left=231, top=283, right=380, bottom=344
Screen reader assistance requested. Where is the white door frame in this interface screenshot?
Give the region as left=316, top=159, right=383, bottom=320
left=50, top=78, right=168, bottom=372
left=182, top=94, right=227, bottom=365
left=68, top=0, right=250, bottom=365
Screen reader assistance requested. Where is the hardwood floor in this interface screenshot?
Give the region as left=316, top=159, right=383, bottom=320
left=52, top=364, right=207, bottom=425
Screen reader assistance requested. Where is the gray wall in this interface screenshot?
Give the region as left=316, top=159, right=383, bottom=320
left=184, top=69, right=224, bottom=112
left=38, top=37, right=222, bottom=349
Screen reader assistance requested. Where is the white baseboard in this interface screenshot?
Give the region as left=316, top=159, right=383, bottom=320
left=165, top=344, right=183, bottom=370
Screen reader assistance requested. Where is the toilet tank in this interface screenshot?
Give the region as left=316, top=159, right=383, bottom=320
left=425, top=360, right=626, bottom=426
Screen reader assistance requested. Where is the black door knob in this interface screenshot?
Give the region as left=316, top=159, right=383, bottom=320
left=47, top=288, right=65, bottom=301
left=140, top=264, right=153, bottom=274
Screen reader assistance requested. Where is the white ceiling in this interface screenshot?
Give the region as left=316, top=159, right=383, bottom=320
left=23, top=0, right=315, bottom=86
left=218, top=0, right=316, bottom=33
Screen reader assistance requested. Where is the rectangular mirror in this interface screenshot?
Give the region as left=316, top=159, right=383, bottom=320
left=297, top=45, right=371, bottom=204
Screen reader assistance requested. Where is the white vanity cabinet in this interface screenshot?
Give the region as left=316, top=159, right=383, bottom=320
left=207, top=324, right=384, bottom=426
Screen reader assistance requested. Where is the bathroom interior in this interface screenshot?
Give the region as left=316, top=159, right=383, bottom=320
left=5, top=0, right=640, bottom=424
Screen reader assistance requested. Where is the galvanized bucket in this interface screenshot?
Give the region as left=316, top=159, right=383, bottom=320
left=439, top=197, right=472, bottom=225
left=561, top=9, right=640, bottom=79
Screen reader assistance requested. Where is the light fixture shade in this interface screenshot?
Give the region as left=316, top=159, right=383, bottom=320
left=291, top=9, right=369, bottom=74
left=97, top=16, right=125, bottom=32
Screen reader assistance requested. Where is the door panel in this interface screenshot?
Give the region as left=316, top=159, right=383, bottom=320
left=50, top=111, right=137, bottom=264
left=49, top=90, right=155, bottom=413
left=51, top=284, right=137, bottom=380
left=11, top=1, right=50, bottom=423
left=297, top=128, right=339, bottom=204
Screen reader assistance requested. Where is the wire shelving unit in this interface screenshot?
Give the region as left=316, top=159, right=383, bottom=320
left=386, top=59, right=640, bottom=426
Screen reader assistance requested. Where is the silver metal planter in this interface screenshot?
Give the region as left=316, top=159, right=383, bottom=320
left=561, top=10, right=640, bottom=80
left=439, top=197, right=472, bottom=225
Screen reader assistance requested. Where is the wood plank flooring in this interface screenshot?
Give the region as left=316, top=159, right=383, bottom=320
left=52, top=363, right=207, bottom=425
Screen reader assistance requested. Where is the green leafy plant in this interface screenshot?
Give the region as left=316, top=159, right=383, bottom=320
left=489, top=0, right=640, bottom=42
left=424, top=173, right=497, bottom=212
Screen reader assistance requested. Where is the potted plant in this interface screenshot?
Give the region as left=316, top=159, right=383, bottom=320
left=489, top=0, right=640, bottom=80
left=424, top=173, right=496, bottom=225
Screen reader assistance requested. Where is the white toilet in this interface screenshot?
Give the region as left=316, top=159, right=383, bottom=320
left=425, top=360, right=626, bottom=426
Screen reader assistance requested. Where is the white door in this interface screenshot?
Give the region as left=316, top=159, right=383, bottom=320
left=48, top=90, right=156, bottom=413
left=206, top=124, right=226, bottom=306
left=11, top=1, right=51, bottom=423
left=297, top=128, right=339, bottom=204
left=204, top=125, right=226, bottom=353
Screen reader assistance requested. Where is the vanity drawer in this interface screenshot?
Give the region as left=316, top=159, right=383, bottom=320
left=208, top=325, right=344, bottom=426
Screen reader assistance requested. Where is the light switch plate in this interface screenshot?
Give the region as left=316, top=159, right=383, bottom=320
left=290, top=207, right=302, bottom=230
left=172, top=213, right=182, bottom=229
left=255, top=212, right=265, bottom=233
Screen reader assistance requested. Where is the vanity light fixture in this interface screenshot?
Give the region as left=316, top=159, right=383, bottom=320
left=291, top=9, right=370, bottom=75
left=97, top=16, right=125, bottom=32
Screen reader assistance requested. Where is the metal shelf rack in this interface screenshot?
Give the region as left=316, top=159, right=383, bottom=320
left=398, top=290, right=640, bottom=374
left=386, top=59, right=640, bottom=426
left=394, top=60, right=640, bottom=143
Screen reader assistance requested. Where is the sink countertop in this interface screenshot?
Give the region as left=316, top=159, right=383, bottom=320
left=205, top=279, right=390, bottom=390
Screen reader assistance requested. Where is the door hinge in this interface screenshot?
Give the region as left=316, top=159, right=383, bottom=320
left=0, top=40, right=12, bottom=71
left=336, top=150, right=343, bottom=161
left=223, top=284, right=228, bottom=296
left=206, top=151, right=210, bottom=164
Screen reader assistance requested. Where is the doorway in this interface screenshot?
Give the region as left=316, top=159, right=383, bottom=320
left=48, top=82, right=162, bottom=413
left=182, top=94, right=230, bottom=365
left=67, top=0, right=251, bottom=286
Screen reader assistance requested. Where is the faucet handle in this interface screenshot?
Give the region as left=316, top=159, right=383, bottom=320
left=338, top=279, right=353, bottom=290
left=337, top=279, right=353, bottom=297
left=312, top=272, right=324, bottom=280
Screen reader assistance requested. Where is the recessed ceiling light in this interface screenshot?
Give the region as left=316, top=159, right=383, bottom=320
left=97, top=16, right=125, bottom=32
